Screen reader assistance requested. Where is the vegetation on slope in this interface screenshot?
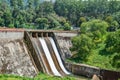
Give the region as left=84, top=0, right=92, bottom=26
left=0, top=0, right=120, bottom=30
left=70, top=19, right=120, bottom=71
left=0, top=0, right=120, bottom=76
left=0, top=72, right=76, bottom=80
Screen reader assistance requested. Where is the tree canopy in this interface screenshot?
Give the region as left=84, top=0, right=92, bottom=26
left=71, top=19, right=120, bottom=70
left=0, top=0, right=120, bottom=30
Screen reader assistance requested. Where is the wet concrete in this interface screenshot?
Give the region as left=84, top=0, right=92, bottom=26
left=54, top=32, right=78, bottom=60
left=0, top=39, right=37, bottom=77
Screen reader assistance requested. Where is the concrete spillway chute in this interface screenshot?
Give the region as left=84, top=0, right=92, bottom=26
left=28, top=31, right=70, bottom=76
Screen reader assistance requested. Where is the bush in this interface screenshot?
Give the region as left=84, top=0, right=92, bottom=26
left=105, top=16, right=113, bottom=23
left=71, top=34, right=95, bottom=61
left=111, top=53, right=120, bottom=68
left=63, top=22, right=71, bottom=30
left=105, top=30, right=120, bottom=54
left=8, top=24, right=14, bottom=28
left=81, top=19, right=108, bottom=36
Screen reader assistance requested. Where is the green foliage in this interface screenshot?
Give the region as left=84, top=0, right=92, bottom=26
left=111, top=53, right=120, bottom=69
left=35, top=72, right=76, bottom=80
left=35, top=18, right=48, bottom=29
left=113, top=11, right=120, bottom=27
left=79, top=17, right=86, bottom=22
left=0, top=73, right=76, bottom=80
left=81, top=19, right=108, bottom=44
left=111, top=21, right=119, bottom=29
left=8, top=24, right=14, bottom=28
left=37, top=1, right=54, bottom=16
left=105, top=16, right=113, bottom=24
left=63, top=22, right=71, bottom=30
left=71, top=34, right=94, bottom=61
left=86, top=49, right=114, bottom=70
left=105, top=30, right=120, bottom=54
left=47, top=15, right=61, bottom=29
left=0, top=74, right=32, bottom=80
left=77, top=17, right=86, bottom=27
left=81, top=19, right=108, bottom=35
left=0, top=0, right=120, bottom=29
left=105, top=16, right=119, bottom=31
left=0, top=18, right=4, bottom=26
left=71, top=19, right=120, bottom=70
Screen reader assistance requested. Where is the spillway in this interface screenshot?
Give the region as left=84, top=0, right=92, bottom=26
left=39, top=38, right=61, bottom=76
left=31, top=36, right=70, bottom=76
left=32, top=38, right=49, bottom=74
left=49, top=37, right=70, bottom=75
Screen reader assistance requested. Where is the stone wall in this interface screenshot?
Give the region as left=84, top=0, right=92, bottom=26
left=54, top=32, right=78, bottom=60
left=0, top=30, right=37, bottom=77
left=65, top=62, right=100, bottom=78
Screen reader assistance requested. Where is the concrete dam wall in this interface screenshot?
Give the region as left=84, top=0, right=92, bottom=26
left=25, top=31, right=71, bottom=76
left=0, top=29, right=37, bottom=77
left=0, top=29, right=119, bottom=80
left=0, top=29, right=77, bottom=77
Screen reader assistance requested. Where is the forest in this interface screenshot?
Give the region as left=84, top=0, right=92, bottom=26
left=0, top=0, right=120, bottom=30
left=0, top=0, right=120, bottom=70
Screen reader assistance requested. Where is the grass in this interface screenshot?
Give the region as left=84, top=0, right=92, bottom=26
left=85, top=50, right=115, bottom=70
left=0, top=72, right=78, bottom=80
left=84, top=42, right=118, bottom=71
left=0, top=74, right=32, bottom=80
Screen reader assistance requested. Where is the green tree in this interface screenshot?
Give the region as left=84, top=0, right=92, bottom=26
left=8, top=23, right=14, bottom=28
left=17, top=0, right=24, bottom=9
left=111, top=53, right=120, bottom=69
left=105, top=30, right=120, bottom=54
left=63, top=22, right=71, bottom=30
left=113, top=11, right=120, bottom=28
left=77, top=17, right=86, bottom=27
left=10, top=0, right=18, bottom=9
left=27, top=0, right=34, bottom=9
left=35, top=18, right=48, bottom=29
left=105, top=16, right=119, bottom=31
left=47, top=15, right=61, bottom=29
left=0, top=18, right=4, bottom=26
left=3, top=11, right=12, bottom=27
left=81, top=19, right=108, bottom=41
left=71, top=34, right=95, bottom=61
left=34, top=0, right=39, bottom=9
left=105, top=16, right=113, bottom=24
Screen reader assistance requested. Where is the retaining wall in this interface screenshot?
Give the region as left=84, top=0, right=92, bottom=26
left=65, top=62, right=100, bottom=78
left=65, top=62, right=120, bottom=80
left=0, top=29, right=37, bottom=77
left=0, top=28, right=24, bottom=40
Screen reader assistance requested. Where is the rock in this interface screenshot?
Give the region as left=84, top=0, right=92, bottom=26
left=92, top=74, right=100, bottom=80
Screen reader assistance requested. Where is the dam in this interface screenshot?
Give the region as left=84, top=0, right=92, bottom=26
left=0, top=29, right=77, bottom=77
left=24, top=30, right=74, bottom=76
left=31, top=34, right=70, bottom=76
left=0, top=28, right=120, bottom=80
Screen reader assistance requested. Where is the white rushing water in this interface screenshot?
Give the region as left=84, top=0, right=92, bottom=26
left=39, top=38, right=61, bottom=76
left=32, top=38, right=49, bottom=74
left=49, top=37, right=70, bottom=75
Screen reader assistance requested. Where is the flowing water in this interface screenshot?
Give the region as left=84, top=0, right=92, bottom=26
left=49, top=37, right=70, bottom=75
left=39, top=38, right=61, bottom=76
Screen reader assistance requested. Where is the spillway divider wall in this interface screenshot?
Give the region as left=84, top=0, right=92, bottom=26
left=24, top=31, right=43, bottom=73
